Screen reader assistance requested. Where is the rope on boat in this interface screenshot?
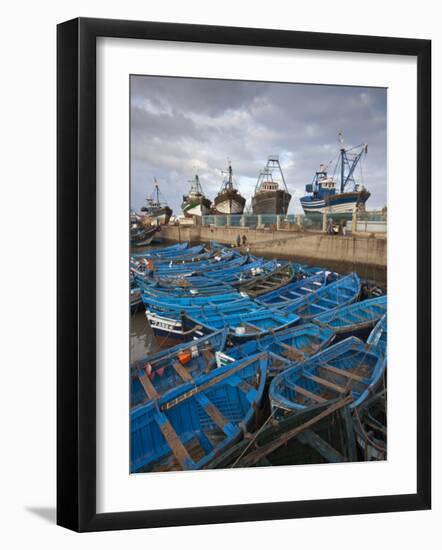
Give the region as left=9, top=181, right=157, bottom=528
left=230, top=408, right=278, bottom=468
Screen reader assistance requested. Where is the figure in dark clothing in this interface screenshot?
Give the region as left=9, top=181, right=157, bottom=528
left=242, top=234, right=247, bottom=246
left=236, top=234, right=241, bottom=247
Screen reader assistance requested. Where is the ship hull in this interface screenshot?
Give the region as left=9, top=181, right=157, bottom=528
left=182, top=197, right=212, bottom=218
left=252, top=190, right=291, bottom=215
left=300, top=189, right=370, bottom=215
left=140, top=206, right=172, bottom=225
left=214, top=190, right=246, bottom=215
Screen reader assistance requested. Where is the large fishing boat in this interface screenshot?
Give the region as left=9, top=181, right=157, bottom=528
left=251, top=156, right=291, bottom=215
left=213, top=161, right=246, bottom=215
left=140, top=181, right=173, bottom=225
left=300, top=133, right=370, bottom=215
left=181, top=174, right=212, bottom=217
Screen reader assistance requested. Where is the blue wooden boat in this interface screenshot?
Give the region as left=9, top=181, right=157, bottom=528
left=131, top=242, right=193, bottom=258
left=238, top=263, right=296, bottom=297
left=142, top=288, right=242, bottom=308
left=148, top=253, right=248, bottom=278
left=313, top=296, right=387, bottom=337
left=151, top=250, right=214, bottom=264
left=269, top=336, right=387, bottom=415
left=130, top=352, right=268, bottom=472
left=182, top=307, right=299, bottom=343
left=130, top=287, right=143, bottom=313
left=131, top=329, right=228, bottom=408
left=142, top=294, right=255, bottom=319
left=141, top=276, right=235, bottom=295
left=218, top=323, right=335, bottom=377
left=279, top=272, right=360, bottom=320
left=256, top=272, right=327, bottom=307
left=207, top=259, right=277, bottom=284
left=367, top=314, right=387, bottom=356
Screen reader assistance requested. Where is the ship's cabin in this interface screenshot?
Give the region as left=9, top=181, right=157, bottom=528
left=259, top=181, right=279, bottom=192
left=306, top=166, right=337, bottom=196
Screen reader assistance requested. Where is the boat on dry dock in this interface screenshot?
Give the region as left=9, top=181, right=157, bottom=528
left=252, top=156, right=291, bottom=214
left=141, top=180, right=173, bottom=225
left=181, top=174, right=212, bottom=217
left=213, top=161, right=246, bottom=215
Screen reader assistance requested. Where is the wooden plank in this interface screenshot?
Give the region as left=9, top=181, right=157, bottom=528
left=303, top=372, right=347, bottom=394
left=320, top=364, right=365, bottom=382
left=157, top=416, right=193, bottom=470
left=171, top=360, right=193, bottom=382
left=278, top=342, right=305, bottom=362
left=241, top=322, right=262, bottom=332
left=161, top=353, right=266, bottom=411
left=297, top=429, right=344, bottom=463
left=195, top=393, right=229, bottom=430
left=138, top=369, right=159, bottom=400
left=290, top=383, right=327, bottom=403
left=238, top=395, right=353, bottom=467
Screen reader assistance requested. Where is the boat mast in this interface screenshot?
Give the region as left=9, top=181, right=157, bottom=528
left=338, top=133, right=368, bottom=193
left=153, top=179, right=160, bottom=204
left=266, top=155, right=289, bottom=192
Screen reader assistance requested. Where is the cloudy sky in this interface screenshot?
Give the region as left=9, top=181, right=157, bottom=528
left=130, top=76, right=386, bottom=214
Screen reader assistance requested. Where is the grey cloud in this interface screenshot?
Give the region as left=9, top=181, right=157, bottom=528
left=131, top=76, right=387, bottom=214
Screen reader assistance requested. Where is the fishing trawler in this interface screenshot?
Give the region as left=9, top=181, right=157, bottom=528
left=251, top=156, right=291, bottom=215
left=181, top=174, right=212, bottom=218
left=213, top=161, right=246, bottom=215
left=140, top=181, right=173, bottom=225
left=300, top=133, right=370, bottom=215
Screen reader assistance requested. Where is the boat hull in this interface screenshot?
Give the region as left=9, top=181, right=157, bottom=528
left=252, top=189, right=291, bottom=215
left=182, top=197, right=212, bottom=217
left=300, top=189, right=371, bottom=215
left=214, top=190, right=246, bottom=215
left=140, top=206, right=173, bottom=225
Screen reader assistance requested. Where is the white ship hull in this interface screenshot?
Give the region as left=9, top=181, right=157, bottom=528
left=214, top=199, right=244, bottom=214
left=302, top=200, right=359, bottom=214
left=183, top=203, right=211, bottom=217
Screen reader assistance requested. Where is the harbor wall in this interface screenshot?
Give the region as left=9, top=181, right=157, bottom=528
left=158, top=225, right=387, bottom=282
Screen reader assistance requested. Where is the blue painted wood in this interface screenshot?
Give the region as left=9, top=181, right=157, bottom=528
left=278, top=272, right=361, bottom=320
left=131, top=352, right=268, bottom=472
left=269, top=336, right=386, bottom=415
left=256, top=272, right=327, bottom=307
left=182, top=307, right=300, bottom=343
left=220, top=323, right=335, bottom=377
left=313, top=296, right=387, bottom=335
left=142, top=294, right=256, bottom=319
left=142, top=277, right=235, bottom=295
left=367, top=313, right=387, bottom=356
left=131, top=329, right=228, bottom=407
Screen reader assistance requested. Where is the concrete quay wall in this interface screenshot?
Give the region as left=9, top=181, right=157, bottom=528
left=158, top=225, right=387, bottom=282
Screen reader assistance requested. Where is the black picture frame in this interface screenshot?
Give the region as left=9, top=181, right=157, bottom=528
left=57, top=17, right=431, bottom=532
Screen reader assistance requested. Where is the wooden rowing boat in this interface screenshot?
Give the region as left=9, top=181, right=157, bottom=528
left=278, top=272, right=361, bottom=320
left=130, top=352, right=268, bottom=472
left=238, top=264, right=297, bottom=298
left=217, top=323, right=335, bottom=377
left=131, top=329, right=228, bottom=407
left=269, top=336, right=386, bottom=415
left=313, top=296, right=387, bottom=338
